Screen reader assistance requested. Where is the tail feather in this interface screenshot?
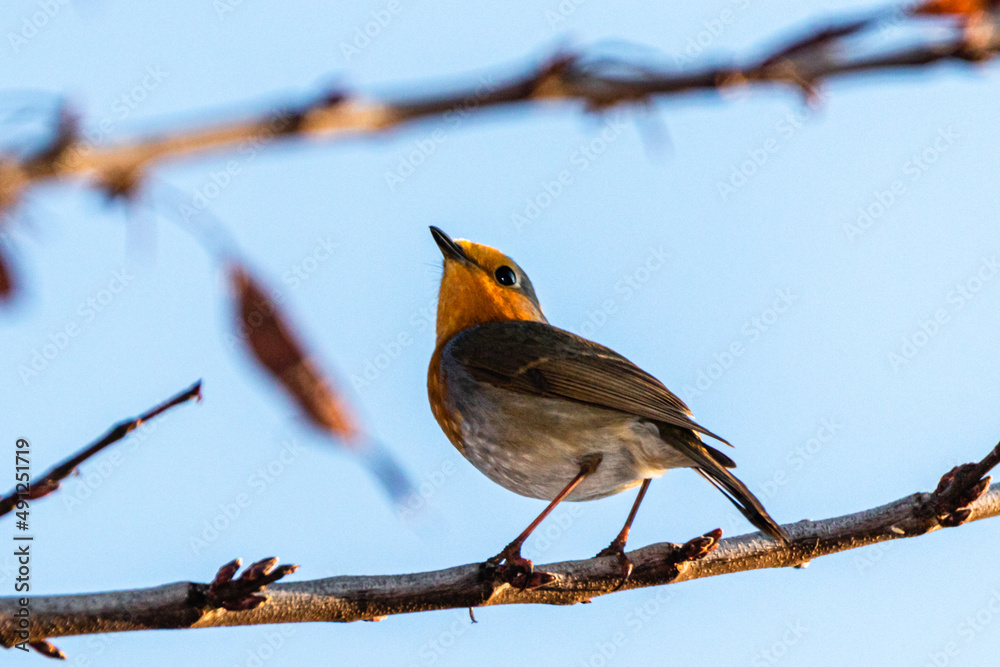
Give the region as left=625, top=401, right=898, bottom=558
left=695, top=466, right=789, bottom=544
left=655, top=423, right=788, bottom=544
left=704, top=442, right=736, bottom=469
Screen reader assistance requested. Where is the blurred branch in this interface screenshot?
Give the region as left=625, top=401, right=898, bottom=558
left=226, top=264, right=412, bottom=501
left=0, top=380, right=202, bottom=518
left=1, top=14, right=999, bottom=210
left=0, top=245, right=14, bottom=302
left=1, top=442, right=996, bottom=654
left=229, top=266, right=359, bottom=441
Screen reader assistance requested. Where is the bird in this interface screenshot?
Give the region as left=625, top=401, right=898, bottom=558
left=426, top=226, right=788, bottom=585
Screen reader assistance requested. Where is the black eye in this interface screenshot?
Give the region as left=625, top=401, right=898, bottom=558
left=494, top=266, right=517, bottom=286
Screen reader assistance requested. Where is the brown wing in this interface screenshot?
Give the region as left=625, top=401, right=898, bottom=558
left=445, top=320, right=730, bottom=446
left=448, top=321, right=789, bottom=543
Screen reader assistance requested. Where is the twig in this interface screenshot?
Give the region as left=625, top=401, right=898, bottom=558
left=0, top=381, right=202, bottom=518
left=922, top=441, right=998, bottom=525
left=10, top=557, right=296, bottom=659
left=205, top=558, right=300, bottom=612
left=25, top=641, right=64, bottom=660
left=1, top=443, right=997, bottom=650
left=0, top=16, right=998, bottom=211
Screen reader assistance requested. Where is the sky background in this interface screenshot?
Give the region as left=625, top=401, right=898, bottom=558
left=2, top=1, right=1000, bottom=665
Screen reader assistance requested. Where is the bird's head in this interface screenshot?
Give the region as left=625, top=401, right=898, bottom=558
left=430, top=226, right=546, bottom=345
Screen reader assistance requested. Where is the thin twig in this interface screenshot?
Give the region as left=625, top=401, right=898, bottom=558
left=0, top=380, right=202, bottom=518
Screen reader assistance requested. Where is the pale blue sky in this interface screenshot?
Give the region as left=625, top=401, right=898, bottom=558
left=2, top=1, right=1000, bottom=665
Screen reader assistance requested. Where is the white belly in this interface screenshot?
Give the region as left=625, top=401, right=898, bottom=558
left=455, top=389, right=694, bottom=501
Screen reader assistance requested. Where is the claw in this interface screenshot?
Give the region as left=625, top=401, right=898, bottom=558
left=487, top=542, right=543, bottom=590
left=596, top=542, right=634, bottom=590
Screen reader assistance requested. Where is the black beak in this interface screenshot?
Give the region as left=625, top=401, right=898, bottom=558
left=430, top=226, right=470, bottom=263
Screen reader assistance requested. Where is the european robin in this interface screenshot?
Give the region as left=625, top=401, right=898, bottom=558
left=427, top=227, right=788, bottom=585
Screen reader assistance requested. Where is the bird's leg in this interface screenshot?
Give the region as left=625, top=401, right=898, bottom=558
left=597, top=478, right=651, bottom=590
left=487, top=454, right=602, bottom=588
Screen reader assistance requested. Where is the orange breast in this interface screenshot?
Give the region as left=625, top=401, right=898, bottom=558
left=427, top=343, right=465, bottom=453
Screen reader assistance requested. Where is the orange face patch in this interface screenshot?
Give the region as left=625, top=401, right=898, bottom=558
left=433, top=240, right=545, bottom=346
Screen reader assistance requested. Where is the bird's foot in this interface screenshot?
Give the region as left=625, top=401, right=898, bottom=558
left=596, top=540, right=634, bottom=591
left=485, top=542, right=553, bottom=590
left=678, top=528, right=724, bottom=562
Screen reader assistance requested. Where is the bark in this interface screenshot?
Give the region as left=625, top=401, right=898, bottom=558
left=0, top=14, right=997, bottom=209
left=1, top=469, right=995, bottom=653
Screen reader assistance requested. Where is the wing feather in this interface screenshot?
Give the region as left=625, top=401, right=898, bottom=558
left=446, top=320, right=730, bottom=445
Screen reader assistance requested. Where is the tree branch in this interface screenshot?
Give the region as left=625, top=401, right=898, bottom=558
left=0, top=381, right=202, bottom=518
left=2, top=443, right=996, bottom=655
left=1, top=15, right=998, bottom=209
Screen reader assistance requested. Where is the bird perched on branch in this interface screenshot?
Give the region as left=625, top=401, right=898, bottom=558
left=426, top=227, right=788, bottom=586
